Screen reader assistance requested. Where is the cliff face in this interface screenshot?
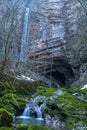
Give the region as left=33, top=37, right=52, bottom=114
left=25, top=0, right=87, bottom=87
left=0, top=0, right=87, bottom=87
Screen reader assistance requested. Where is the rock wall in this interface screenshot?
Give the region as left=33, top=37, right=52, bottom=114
left=0, top=0, right=87, bottom=87
left=25, top=0, right=87, bottom=87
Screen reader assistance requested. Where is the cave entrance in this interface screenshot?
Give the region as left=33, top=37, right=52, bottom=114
left=45, top=58, right=75, bottom=87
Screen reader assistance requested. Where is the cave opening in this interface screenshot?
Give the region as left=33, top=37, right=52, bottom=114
left=46, top=59, right=75, bottom=87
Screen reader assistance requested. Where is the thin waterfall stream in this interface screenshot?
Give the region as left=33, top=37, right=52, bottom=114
left=20, top=6, right=30, bottom=62
left=22, top=104, right=30, bottom=117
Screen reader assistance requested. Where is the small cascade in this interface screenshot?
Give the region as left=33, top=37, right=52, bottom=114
left=22, top=104, right=30, bottom=117
left=36, top=103, right=46, bottom=120
left=20, top=7, right=30, bottom=62
left=36, top=106, right=43, bottom=119
left=16, top=97, right=46, bottom=124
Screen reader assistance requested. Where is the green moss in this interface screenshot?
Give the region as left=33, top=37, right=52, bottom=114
left=36, top=86, right=57, bottom=97
left=66, top=117, right=87, bottom=130
left=55, top=94, right=87, bottom=117
left=0, top=108, right=13, bottom=127
left=0, top=127, right=12, bottom=130
left=44, top=93, right=87, bottom=124
left=0, top=71, right=39, bottom=97
left=17, top=124, right=28, bottom=130
left=0, top=93, right=26, bottom=114
left=28, top=125, right=50, bottom=130
left=17, top=124, right=50, bottom=130
left=69, top=88, right=87, bottom=98
left=0, top=82, right=6, bottom=96
left=0, top=72, right=15, bottom=93
left=0, top=71, right=40, bottom=116
left=14, top=78, right=39, bottom=96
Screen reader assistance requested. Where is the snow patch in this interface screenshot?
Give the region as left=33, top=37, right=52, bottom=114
left=16, top=75, right=34, bottom=81
left=81, top=84, right=87, bottom=90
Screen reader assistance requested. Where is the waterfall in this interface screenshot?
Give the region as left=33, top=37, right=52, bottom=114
left=20, top=7, right=30, bottom=62
left=22, top=104, right=30, bottom=117
left=21, top=103, right=44, bottom=120
left=16, top=96, right=46, bottom=121
left=36, top=103, right=46, bottom=120
left=36, top=106, right=43, bottom=119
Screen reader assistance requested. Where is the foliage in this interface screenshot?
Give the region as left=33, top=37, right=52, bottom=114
left=17, top=124, right=28, bottom=130
left=66, top=117, right=87, bottom=130
left=0, top=70, right=42, bottom=118
left=0, top=93, right=25, bottom=113
left=0, top=71, right=15, bottom=93
left=0, top=127, right=11, bottom=130
left=14, top=78, right=39, bottom=96
left=44, top=91, right=87, bottom=129
left=55, top=94, right=87, bottom=117
left=0, top=108, right=13, bottom=127
left=17, top=124, right=50, bottom=130
left=68, top=88, right=87, bottom=98
left=28, top=125, right=50, bottom=130
left=36, top=86, right=57, bottom=97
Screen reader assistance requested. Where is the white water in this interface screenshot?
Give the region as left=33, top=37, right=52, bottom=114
left=22, top=104, right=30, bottom=117
left=20, top=7, right=30, bottom=62
left=17, top=102, right=45, bottom=120
left=36, top=106, right=43, bottom=120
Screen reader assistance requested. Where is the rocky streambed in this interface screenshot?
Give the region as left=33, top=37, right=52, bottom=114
left=15, top=86, right=87, bottom=130
left=0, top=72, right=87, bottom=130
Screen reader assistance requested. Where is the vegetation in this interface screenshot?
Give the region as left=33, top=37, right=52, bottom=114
left=0, top=0, right=87, bottom=130
left=36, top=86, right=57, bottom=97
left=0, top=70, right=39, bottom=120
left=17, top=124, right=50, bottom=130
left=68, top=88, right=87, bottom=98
left=0, top=108, right=12, bottom=127
left=0, top=127, right=11, bottom=130
left=0, top=69, right=87, bottom=130
left=0, top=124, right=50, bottom=130
left=44, top=89, right=87, bottom=129
left=66, top=117, right=87, bottom=130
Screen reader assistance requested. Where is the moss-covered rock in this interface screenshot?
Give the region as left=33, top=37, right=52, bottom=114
left=66, top=117, right=87, bottom=130
left=45, top=93, right=87, bottom=117
left=44, top=93, right=87, bottom=129
left=17, top=124, right=28, bottom=130
left=0, top=108, right=13, bottom=127
left=0, top=127, right=12, bottom=130
left=0, top=93, right=26, bottom=114
left=14, top=78, right=39, bottom=96
left=28, top=125, right=50, bottom=130
left=0, top=82, right=6, bottom=96
left=36, top=86, right=57, bottom=97
left=0, top=71, right=39, bottom=114
left=0, top=71, right=39, bottom=97
left=0, top=71, right=15, bottom=94
left=55, top=94, right=87, bottom=117
left=17, top=124, right=50, bottom=130
left=68, top=87, right=87, bottom=98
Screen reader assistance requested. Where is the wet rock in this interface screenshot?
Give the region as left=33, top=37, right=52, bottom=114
left=45, top=114, right=65, bottom=130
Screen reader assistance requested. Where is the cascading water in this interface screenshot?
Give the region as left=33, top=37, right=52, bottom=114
left=22, top=104, right=30, bottom=117
left=16, top=102, right=45, bottom=126
left=16, top=100, right=45, bottom=119
left=35, top=106, right=43, bottom=120
left=20, top=7, right=30, bottom=62
left=36, top=103, right=46, bottom=120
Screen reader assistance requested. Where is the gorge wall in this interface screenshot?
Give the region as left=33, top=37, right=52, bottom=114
left=0, top=0, right=87, bottom=87
left=26, top=0, right=87, bottom=87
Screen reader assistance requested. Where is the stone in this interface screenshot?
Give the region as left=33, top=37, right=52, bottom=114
left=45, top=114, right=65, bottom=130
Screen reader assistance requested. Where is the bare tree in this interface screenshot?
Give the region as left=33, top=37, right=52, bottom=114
left=0, top=0, right=24, bottom=71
